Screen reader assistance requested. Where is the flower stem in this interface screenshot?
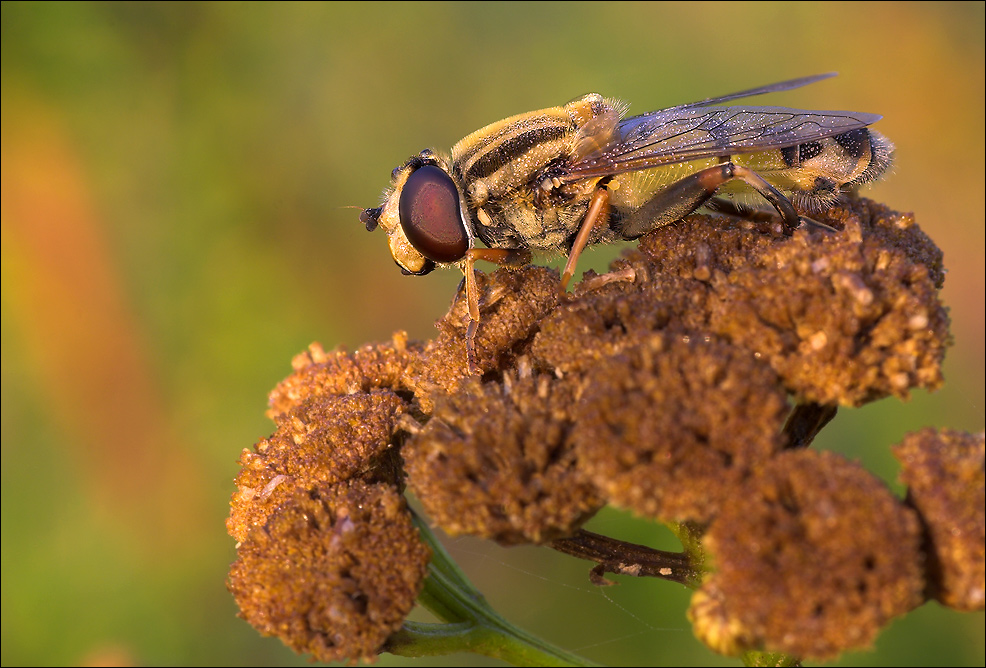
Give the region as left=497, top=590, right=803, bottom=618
left=385, top=512, right=598, bottom=667
left=742, top=649, right=802, bottom=667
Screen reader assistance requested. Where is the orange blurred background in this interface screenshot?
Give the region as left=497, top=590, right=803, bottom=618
left=2, top=3, right=982, bottom=666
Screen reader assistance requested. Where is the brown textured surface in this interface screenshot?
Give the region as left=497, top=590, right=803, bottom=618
left=895, top=428, right=985, bottom=611
left=693, top=450, right=925, bottom=659
left=228, top=481, right=430, bottom=664
left=405, top=373, right=604, bottom=544
left=228, top=199, right=959, bottom=663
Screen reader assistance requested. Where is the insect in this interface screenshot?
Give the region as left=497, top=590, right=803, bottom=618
left=360, top=73, right=893, bottom=372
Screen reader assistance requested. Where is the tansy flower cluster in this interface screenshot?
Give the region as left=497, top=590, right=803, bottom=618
left=227, top=198, right=982, bottom=664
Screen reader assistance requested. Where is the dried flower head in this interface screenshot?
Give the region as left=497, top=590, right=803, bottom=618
left=530, top=273, right=709, bottom=375
left=633, top=199, right=949, bottom=406
left=228, top=197, right=965, bottom=665
left=227, top=390, right=407, bottom=543
left=573, top=333, right=787, bottom=522
left=267, top=335, right=419, bottom=419
left=691, top=449, right=925, bottom=659
left=405, top=372, right=604, bottom=544
left=404, top=266, right=560, bottom=412
left=894, top=428, right=985, bottom=611
left=227, top=480, right=430, bottom=664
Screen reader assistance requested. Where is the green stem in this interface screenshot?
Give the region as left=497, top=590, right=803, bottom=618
left=668, top=521, right=708, bottom=585
left=384, top=512, right=598, bottom=667
left=741, top=649, right=802, bottom=667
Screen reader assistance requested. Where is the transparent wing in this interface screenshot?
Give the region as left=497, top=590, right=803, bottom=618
left=562, top=74, right=882, bottom=181
left=673, top=72, right=836, bottom=109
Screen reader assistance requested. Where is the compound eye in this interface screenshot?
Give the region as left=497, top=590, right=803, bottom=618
left=398, top=165, right=469, bottom=263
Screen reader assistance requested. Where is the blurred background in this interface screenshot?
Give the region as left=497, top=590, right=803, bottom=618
left=2, top=2, right=982, bottom=666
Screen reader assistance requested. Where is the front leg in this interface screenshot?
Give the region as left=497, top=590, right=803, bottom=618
left=460, top=246, right=532, bottom=374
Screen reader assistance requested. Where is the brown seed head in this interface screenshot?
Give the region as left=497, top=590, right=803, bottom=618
left=227, top=390, right=407, bottom=543
left=894, top=428, right=985, bottom=611
left=634, top=199, right=949, bottom=406
left=267, top=334, right=419, bottom=419
left=405, top=372, right=604, bottom=544
left=693, top=450, right=925, bottom=659
left=573, top=334, right=788, bottom=523
left=405, top=266, right=560, bottom=412
left=228, top=480, right=430, bottom=664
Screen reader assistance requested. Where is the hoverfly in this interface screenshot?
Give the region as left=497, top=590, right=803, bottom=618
left=360, top=73, right=893, bottom=372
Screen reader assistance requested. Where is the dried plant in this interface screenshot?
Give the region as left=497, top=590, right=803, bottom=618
left=226, top=198, right=982, bottom=665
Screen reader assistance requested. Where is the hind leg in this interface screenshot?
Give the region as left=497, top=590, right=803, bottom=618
left=618, top=162, right=803, bottom=239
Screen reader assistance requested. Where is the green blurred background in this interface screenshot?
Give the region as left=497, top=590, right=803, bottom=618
left=2, top=2, right=982, bottom=666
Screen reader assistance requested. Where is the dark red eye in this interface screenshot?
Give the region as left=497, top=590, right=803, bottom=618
left=399, top=165, right=469, bottom=263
